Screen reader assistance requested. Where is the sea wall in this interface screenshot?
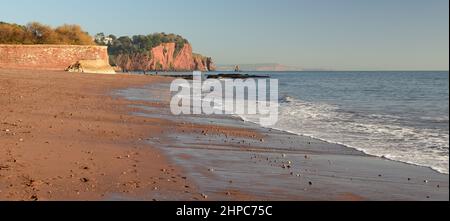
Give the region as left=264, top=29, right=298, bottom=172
left=0, top=44, right=110, bottom=71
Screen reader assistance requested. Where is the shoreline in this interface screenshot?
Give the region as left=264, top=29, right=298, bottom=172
left=116, top=79, right=449, bottom=201
left=1, top=68, right=448, bottom=201
left=239, top=120, right=449, bottom=176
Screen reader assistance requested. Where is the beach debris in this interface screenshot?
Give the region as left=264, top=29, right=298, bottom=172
left=308, top=181, right=313, bottom=186
left=282, top=154, right=286, bottom=158
left=208, top=168, right=215, bottom=172
left=30, top=195, right=38, bottom=201
left=80, top=177, right=89, bottom=183
left=0, top=165, right=10, bottom=170
left=201, top=193, right=208, bottom=199
left=304, top=155, right=309, bottom=159
left=408, top=178, right=411, bottom=181
left=281, top=163, right=292, bottom=169
left=260, top=139, right=265, bottom=142
left=424, top=180, right=429, bottom=183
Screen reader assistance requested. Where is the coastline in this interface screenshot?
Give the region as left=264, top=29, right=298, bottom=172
left=0, top=69, right=448, bottom=201
left=116, top=78, right=449, bottom=201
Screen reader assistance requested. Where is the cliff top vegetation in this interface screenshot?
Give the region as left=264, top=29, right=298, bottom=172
left=95, top=32, right=189, bottom=57
left=0, top=21, right=94, bottom=45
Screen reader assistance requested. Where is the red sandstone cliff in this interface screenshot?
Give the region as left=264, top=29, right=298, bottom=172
left=149, top=43, right=215, bottom=71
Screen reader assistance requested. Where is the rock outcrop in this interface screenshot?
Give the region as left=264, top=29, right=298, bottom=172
left=149, top=43, right=215, bottom=71
left=66, top=60, right=116, bottom=74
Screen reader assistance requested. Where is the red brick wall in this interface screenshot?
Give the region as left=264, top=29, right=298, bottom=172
left=0, top=44, right=109, bottom=71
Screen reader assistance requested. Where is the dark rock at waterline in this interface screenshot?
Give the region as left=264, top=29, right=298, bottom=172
left=207, top=73, right=270, bottom=79
left=153, top=73, right=270, bottom=80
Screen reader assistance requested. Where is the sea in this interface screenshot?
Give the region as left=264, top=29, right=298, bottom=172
left=210, top=71, right=449, bottom=174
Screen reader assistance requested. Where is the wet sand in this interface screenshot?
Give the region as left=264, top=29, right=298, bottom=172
left=1, top=69, right=448, bottom=201
left=117, top=81, right=449, bottom=201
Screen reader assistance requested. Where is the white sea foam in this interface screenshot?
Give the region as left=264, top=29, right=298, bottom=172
left=171, top=80, right=449, bottom=174
left=240, top=97, right=449, bottom=174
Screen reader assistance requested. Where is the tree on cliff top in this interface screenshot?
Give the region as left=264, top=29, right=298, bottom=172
left=101, top=32, right=188, bottom=56
left=0, top=21, right=94, bottom=45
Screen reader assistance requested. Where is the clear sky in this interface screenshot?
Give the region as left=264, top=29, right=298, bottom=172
left=1, top=0, right=448, bottom=70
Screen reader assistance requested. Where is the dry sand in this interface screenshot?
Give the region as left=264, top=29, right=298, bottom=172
left=0, top=69, right=202, bottom=201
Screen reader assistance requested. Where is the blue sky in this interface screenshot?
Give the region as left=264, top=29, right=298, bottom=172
left=1, top=0, right=448, bottom=70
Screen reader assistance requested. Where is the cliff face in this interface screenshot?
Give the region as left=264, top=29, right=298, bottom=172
left=149, top=43, right=214, bottom=71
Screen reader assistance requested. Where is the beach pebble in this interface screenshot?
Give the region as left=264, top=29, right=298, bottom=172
left=201, top=194, right=208, bottom=199
left=30, top=195, right=38, bottom=201
left=424, top=180, right=429, bottom=183
left=308, top=181, right=313, bottom=186
left=208, top=168, right=215, bottom=172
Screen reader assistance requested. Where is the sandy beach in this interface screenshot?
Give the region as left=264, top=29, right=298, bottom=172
left=0, top=69, right=448, bottom=201
left=0, top=69, right=204, bottom=200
